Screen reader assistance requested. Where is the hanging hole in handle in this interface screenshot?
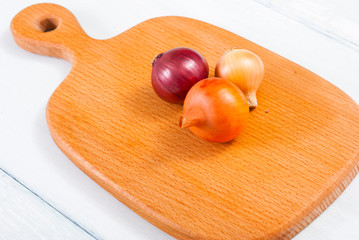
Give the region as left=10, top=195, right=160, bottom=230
left=35, top=16, right=60, bottom=32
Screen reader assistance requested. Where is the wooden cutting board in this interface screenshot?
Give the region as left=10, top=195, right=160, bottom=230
left=11, top=3, right=359, bottom=240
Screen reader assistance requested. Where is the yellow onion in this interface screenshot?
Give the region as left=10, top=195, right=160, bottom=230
left=215, top=48, right=264, bottom=108
left=179, top=78, right=249, bottom=143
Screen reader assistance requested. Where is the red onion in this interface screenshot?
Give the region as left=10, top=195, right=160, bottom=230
left=151, top=47, right=209, bottom=104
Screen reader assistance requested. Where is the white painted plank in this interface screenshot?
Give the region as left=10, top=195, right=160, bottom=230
left=1, top=0, right=359, bottom=239
left=0, top=169, right=95, bottom=240
left=255, top=0, right=359, bottom=51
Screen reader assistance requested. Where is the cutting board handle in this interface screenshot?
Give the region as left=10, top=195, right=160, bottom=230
left=11, top=3, right=89, bottom=62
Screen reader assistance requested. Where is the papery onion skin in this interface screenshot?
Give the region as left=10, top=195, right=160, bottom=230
left=152, top=47, right=209, bottom=104
left=180, top=78, right=249, bottom=143
left=215, top=48, right=264, bottom=108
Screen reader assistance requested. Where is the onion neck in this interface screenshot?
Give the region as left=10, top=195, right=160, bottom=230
left=179, top=112, right=204, bottom=128
left=246, top=93, right=258, bottom=108
left=152, top=53, right=163, bottom=66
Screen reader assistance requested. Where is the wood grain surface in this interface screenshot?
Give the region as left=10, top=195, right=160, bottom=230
left=10, top=3, right=359, bottom=240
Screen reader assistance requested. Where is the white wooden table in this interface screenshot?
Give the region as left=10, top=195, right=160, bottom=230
left=1, top=0, right=359, bottom=239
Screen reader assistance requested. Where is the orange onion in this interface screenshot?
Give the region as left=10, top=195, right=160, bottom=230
left=215, top=48, right=264, bottom=108
left=179, top=78, right=249, bottom=143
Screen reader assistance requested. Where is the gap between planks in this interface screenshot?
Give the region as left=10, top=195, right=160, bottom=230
left=254, top=0, right=359, bottom=52
left=0, top=167, right=99, bottom=240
